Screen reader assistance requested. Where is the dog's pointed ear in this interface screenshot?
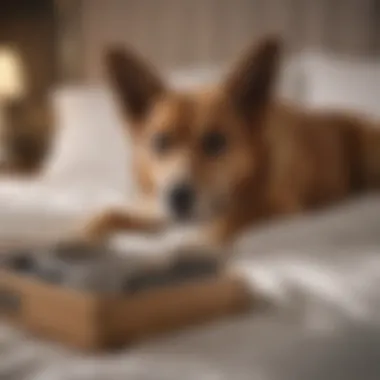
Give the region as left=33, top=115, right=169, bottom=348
left=224, top=36, right=282, bottom=123
left=105, top=47, right=166, bottom=123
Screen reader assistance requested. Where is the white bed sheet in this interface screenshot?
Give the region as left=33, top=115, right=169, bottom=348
left=1, top=195, right=380, bottom=380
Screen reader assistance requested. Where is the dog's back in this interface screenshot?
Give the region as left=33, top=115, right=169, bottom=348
left=264, top=102, right=380, bottom=214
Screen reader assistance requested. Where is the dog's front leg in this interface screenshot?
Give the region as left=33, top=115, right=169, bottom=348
left=83, top=210, right=164, bottom=243
left=77, top=198, right=167, bottom=245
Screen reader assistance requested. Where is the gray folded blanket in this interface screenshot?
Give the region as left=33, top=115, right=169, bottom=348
left=1, top=243, right=219, bottom=294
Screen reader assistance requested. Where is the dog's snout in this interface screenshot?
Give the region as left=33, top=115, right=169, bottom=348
left=168, top=183, right=195, bottom=219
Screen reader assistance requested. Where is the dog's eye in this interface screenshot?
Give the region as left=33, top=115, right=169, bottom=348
left=202, top=132, right=227, bottom=157
left=152, top=132, right=172, bottom=154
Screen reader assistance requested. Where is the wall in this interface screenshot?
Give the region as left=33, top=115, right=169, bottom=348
left=76, top=0, right=379, bottom=83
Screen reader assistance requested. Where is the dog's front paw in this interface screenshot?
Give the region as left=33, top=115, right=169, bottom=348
left=78, top=210, right=117, bottom=246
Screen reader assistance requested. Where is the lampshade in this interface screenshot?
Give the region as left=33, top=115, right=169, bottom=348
left=0, top=47, right=25, bottom=100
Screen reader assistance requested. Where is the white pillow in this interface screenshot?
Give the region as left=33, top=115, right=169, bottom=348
left=301, top=52, right=380, bottom=118
left=167, top=66, right=225, bottom=89
left=43, top=85, right=136, bottom=195
left=277, top=56, right=308, bottom=103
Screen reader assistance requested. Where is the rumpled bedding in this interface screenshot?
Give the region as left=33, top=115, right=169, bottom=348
left=1, top=195, right=380, bottom=380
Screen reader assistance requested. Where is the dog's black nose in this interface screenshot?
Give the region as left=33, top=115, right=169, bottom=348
left=168, top=183, right=195, bottom=219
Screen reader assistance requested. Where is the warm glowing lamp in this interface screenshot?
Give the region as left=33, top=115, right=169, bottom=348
left=0, top=47, right=25, bottom=161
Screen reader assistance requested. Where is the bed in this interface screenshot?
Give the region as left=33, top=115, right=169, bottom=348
left=0, top=50, right=380, bottom=380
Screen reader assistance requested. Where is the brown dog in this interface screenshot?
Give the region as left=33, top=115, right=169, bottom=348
left=81, top=36, right=380, bottom=254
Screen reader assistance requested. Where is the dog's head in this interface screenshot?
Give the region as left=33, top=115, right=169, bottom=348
left=106, top=36, right=282, bottom=222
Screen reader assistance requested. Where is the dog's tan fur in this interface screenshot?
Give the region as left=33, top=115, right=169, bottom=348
left=82, top=36, right=380, bottom=252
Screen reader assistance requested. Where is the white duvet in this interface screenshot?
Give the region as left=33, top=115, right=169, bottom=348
left=1, top=195, right=380, bottom=380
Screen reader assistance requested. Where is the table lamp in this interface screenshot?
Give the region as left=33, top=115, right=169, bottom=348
left=0, top=47, right=25, bottom=163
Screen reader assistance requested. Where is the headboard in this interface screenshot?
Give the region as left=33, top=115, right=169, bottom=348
left=56, top=0, right=380, bottom=82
